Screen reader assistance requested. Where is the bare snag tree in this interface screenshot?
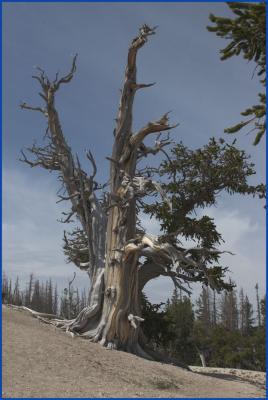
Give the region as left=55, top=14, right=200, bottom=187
left=19, top=25, right=263, bottom=365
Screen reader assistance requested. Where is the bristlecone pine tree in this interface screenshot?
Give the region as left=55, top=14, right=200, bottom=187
left=19, top=25, right=264, bottom=366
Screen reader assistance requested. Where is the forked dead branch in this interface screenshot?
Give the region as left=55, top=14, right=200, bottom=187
left=19, top=25, right=265, bottom=367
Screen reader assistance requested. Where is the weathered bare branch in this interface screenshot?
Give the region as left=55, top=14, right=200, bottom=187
left=58, top=210, right=75, bottom=224
left=20, top=102, right=47, bottom=116
left=130, top=112, right=179, bottom=147
left=131, top=82, right=156, bottom=91
left=21, top=53, right=108, bottom=280
left=19, top=147, right=61, bottom=170
left=85, top=149, right=97, bottom=179
left=127, top=234, right=232, bottom=292
left=53, top=54, right=78, bottom=91
left=6, top=305, right=63, bottom=320
left=32, top=66, right=50, bottom=91
left=19, top=149, right=44, bottom=168
left=56, top=192, right=80, bottom=204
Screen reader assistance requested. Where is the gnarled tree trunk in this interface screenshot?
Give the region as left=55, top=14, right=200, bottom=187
left=20, top=25, right=226, bottom=366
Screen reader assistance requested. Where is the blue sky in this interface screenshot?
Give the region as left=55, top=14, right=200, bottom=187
left=3, top=2, right=266, bottom=309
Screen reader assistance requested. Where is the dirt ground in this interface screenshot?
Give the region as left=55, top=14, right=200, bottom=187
left=2, top=305, right=266, bottom=398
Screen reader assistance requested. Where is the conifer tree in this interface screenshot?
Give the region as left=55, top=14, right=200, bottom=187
left=31, top=279, right=41, bottom=311
left=25, top=273, right=34, bottom=307
left=8, top=279, right=12, bottom=304
left=156, top=290, right=195, bottom=364
left=220, top=286, right=238, bottom=331
left=243, top=295, right=254, bottom=334
left=13, top=277, right=22, bottom=306
left=40, top=282, right=46, bottom=313
left=212, top=289, right=218, bottom=326
left=255, top=283, right=261, bottom=328
left=260, top=295, right=266, bottom=327
left=207, top=2, right=266, bottom=145
left=193, top=287, right=213, bottom=367
left=195, top=287, right=211, bottom=327
left=2, top=273, right=9, bottom=303
left=140, top=293, right=167, bottom=350
left=47, top=278, right=53, bottom=314
left=53, top=284, right=58, bottom=316
left=239, top=288, right=245, bottom=332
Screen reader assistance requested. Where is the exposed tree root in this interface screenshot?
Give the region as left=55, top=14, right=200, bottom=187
left=5, top=305, right=64, bottom=320
left=6, top=303, right=189, bottom=370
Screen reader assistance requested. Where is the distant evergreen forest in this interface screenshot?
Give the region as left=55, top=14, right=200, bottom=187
left=2, top=272, right=265, bottom=371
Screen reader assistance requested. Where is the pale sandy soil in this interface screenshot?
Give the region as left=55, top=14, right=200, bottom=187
left=2, top=306, right=266, bottom=398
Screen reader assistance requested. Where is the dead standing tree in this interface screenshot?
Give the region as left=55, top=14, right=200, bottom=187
left=19, top=25, right=247, bottom=363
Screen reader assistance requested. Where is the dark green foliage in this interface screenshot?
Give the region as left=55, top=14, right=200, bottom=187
left=145, top=138, right=264, bottom=236
left=208, top=3, right=265, bottom=65
left=142, top=284, right=265, bottom=371
left=142, top=289, right=196, bottom=364
left=192, top=320, right=212, bottom=365
left=193, top=286, right=265, bottom=370
left=251, top=323, right=266, bottom=371
left=207, top=2, right=266, bottom=145
left=164, top=290, right=196, bottom=364
left=200, top=325, right=259, bottom=370
left=141, top=293, right=172, bottom=348
left=143, top=138, right=265, bottom=291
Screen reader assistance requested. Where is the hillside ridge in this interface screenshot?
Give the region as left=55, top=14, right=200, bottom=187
left=2, top=306, right=266, bottom=398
